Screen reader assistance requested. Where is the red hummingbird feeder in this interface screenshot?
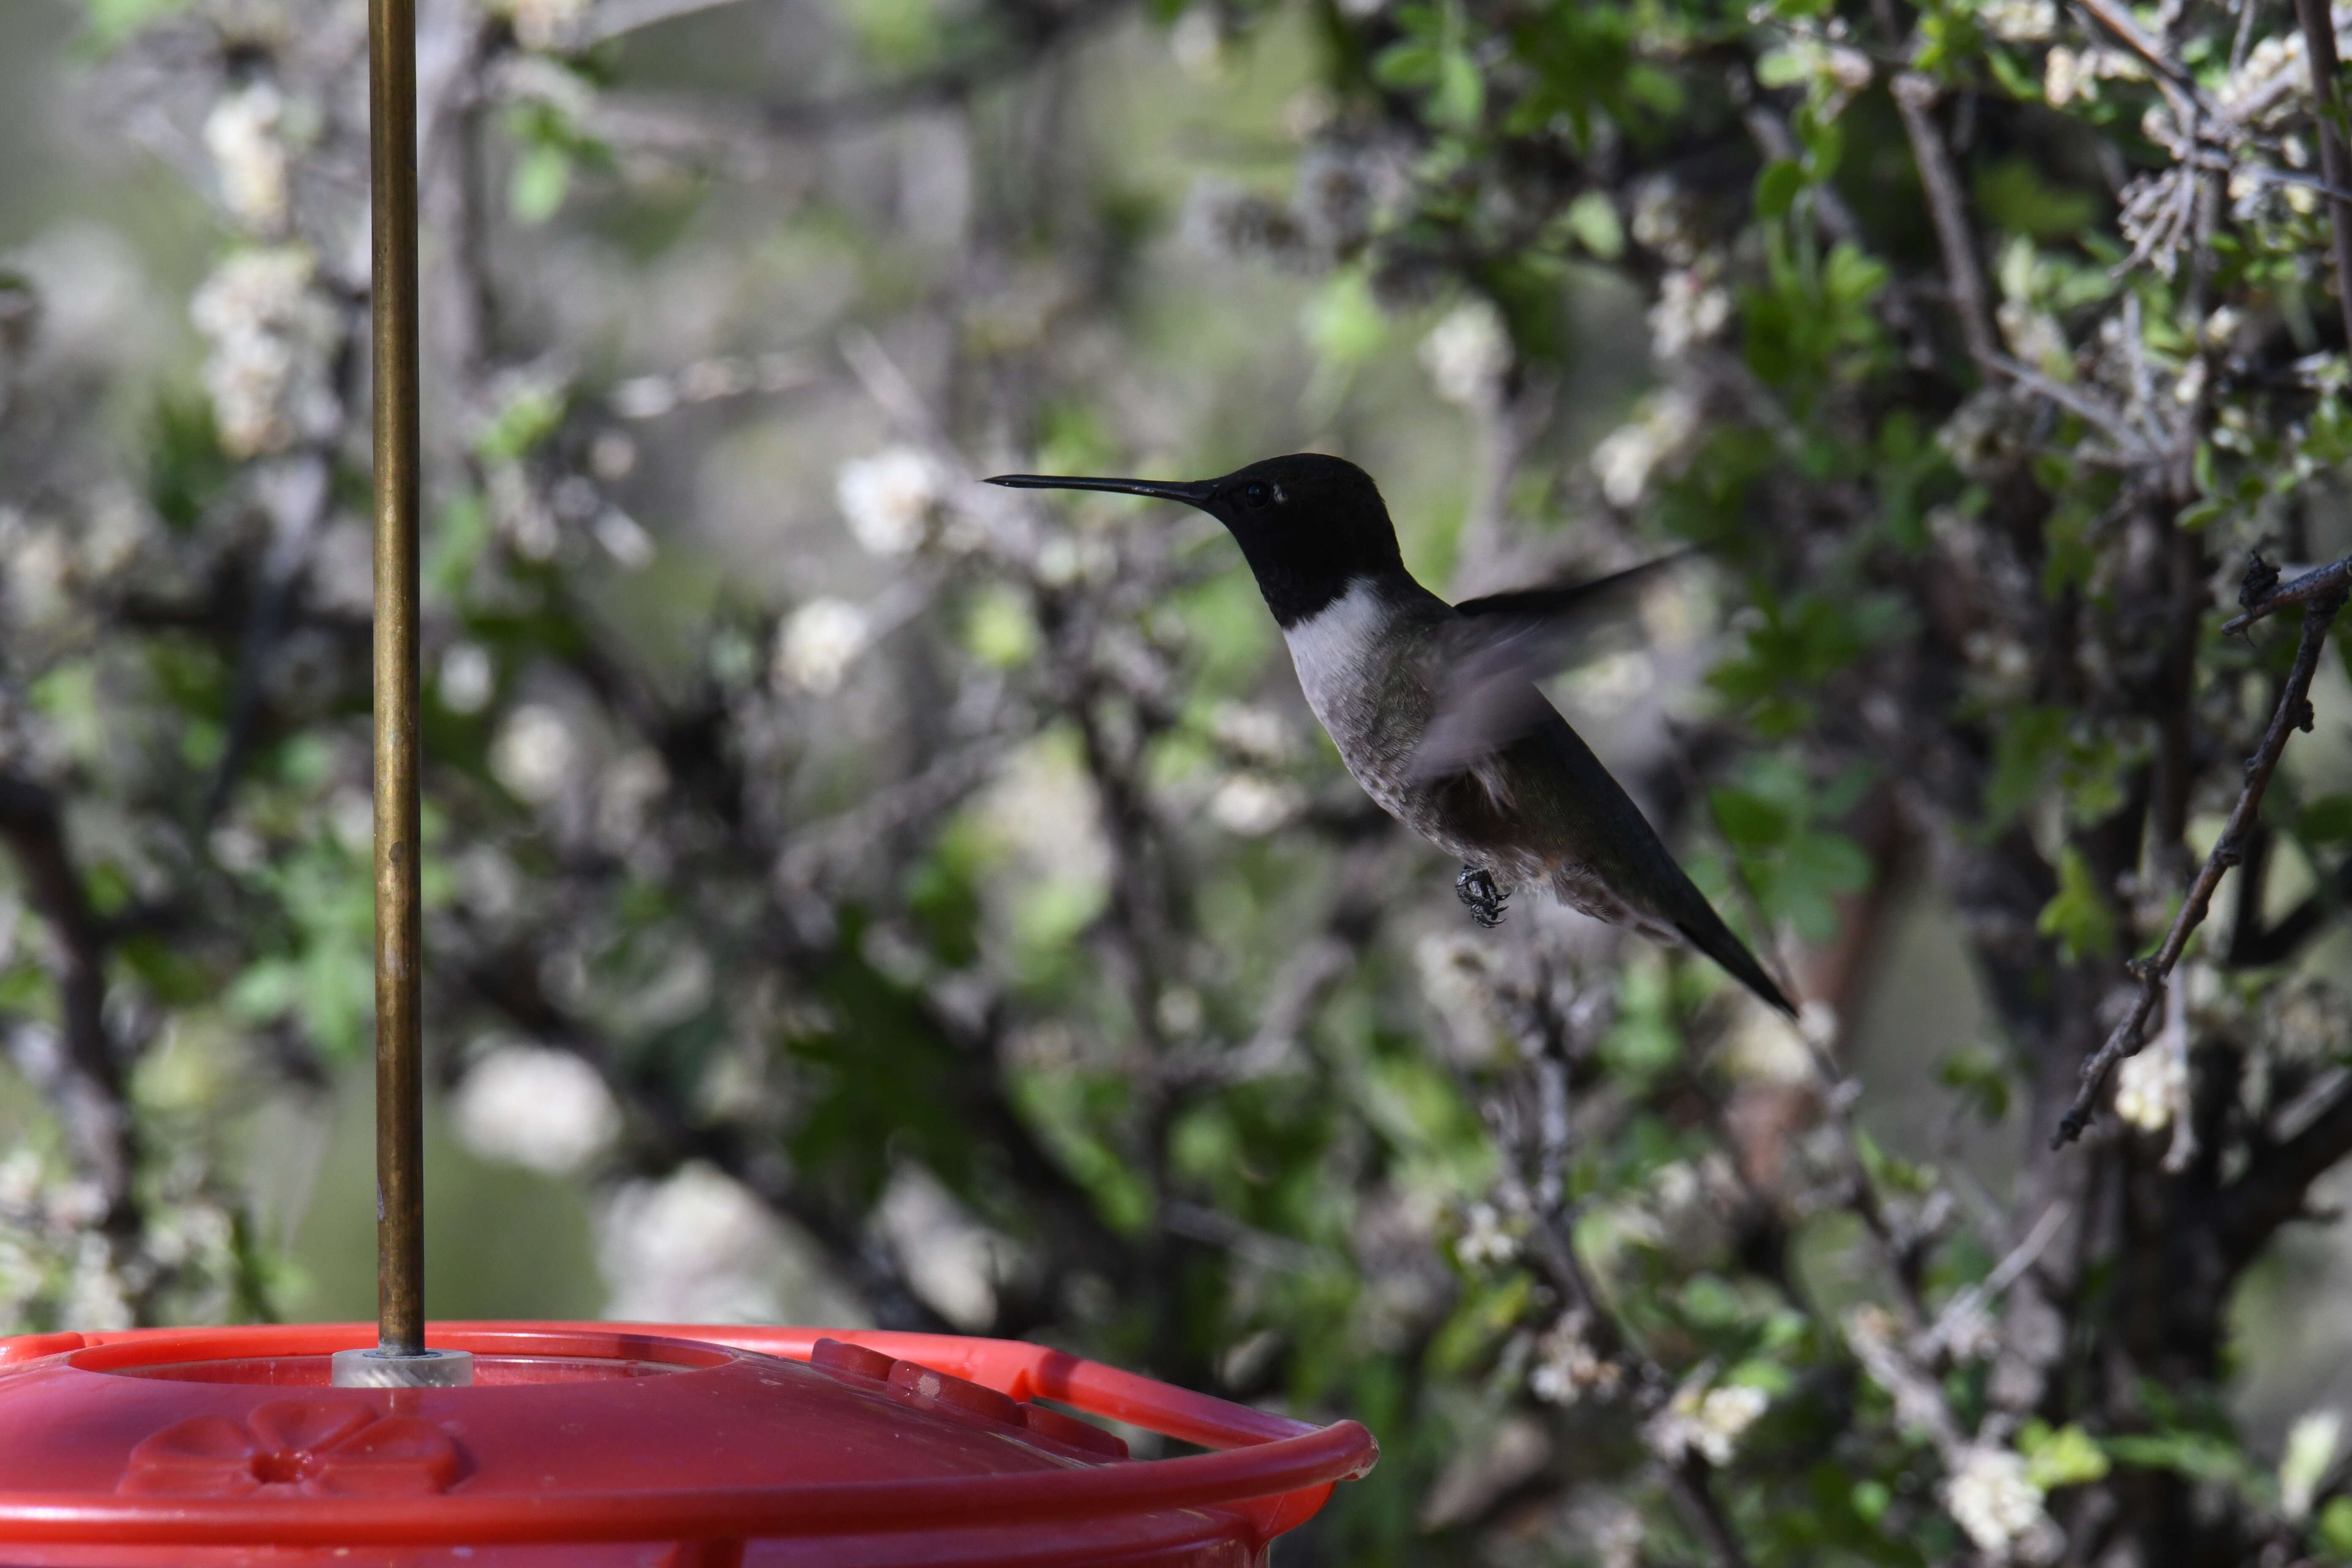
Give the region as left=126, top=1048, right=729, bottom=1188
left=0, top=1320, right=1374, bottom=1563
left=0, top=3, right=1375, bottom=1560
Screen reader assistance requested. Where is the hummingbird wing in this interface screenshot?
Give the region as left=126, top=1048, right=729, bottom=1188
left=1407, top=552, right=1694, bottom=783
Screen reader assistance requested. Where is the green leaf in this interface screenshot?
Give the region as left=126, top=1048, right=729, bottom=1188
left=1974, top=159, right=2098, bottom=240
left=847, top=0, right=941, bottom=70
left=1434, top=46, right=1485, bottom=130
left=2302, top=794, right=2352, bottom=846
left=2021, top=1421, right=2112, bottom=1489
left=2038, top=846, right=2118, bottom=964
left=1711, top=786, right=1792, bottom=849
left=964, top=584, right=1040, bottom=668
left=1755, top=159, right=1805, bottom=221
left=1565, top=191, right=1624, bottom=259
left=1987, top=707, right=2065, bottom=826
left=2178, top=498, right=2227, bottom=531
left=476, top=383, right=567, bottom=462
left=81, top=0, right=189, bottom=48
left=2104, top=1429, right=2262, bottom=1490
left=1939, top=1046, right=2012, bottom=1123
left=2319, top=1495, right=2352, bottom=1556
left=510, top=144, right=573, bottom=226
left=1302, top=267, right=1387, bottom=368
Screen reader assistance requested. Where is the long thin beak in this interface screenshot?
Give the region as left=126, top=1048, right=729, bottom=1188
left=986, top=474, right=1217, bottom=506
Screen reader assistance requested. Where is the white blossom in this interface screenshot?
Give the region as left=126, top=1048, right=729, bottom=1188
left=2112, top=1044, right=2184, bottom=1132
left=977, top=740, right=1112, bottom=895
left=2044, top=46, right=2086, bottom=107
left=1943, top=1446, right=2054, bottom=1557
left=490, top=702, right=580, bottom=804
left=1630, top=177, right=1700, bottom=264
left=1416, top=931, right=1502, bottom=1061
left=2220, top=33, right=2306, bottom=127
left=1646, top=1375, right=1767, bottom=1463
left=1562, top=649, right=1654, bottom=716
left=190, top=248, right=342, bottom=458
left=774, top=598, right=872, bottom=695
left=599, top=1163, right=799, bottom=1324
left=1455, top=1202, right=1517, bottom=1267
left=593, top=507, right=655, bottom=569
left=877, top=1163, right=1016, bottom=1331
left=328, top=787, right=373, bottom=856
left=1208, top=772, right=1302, bottom=836
left=493, top=0, right=589, bottom=50
left=62, top=1233, right=132, bottom=1333
left=1998, top=300, right=2069, bottom=374
left=836, top=447, right=946, bottom=557
left=1591, top=388, right=1700, bottom=508
left=1155, top=985, right=1204, bottom=1037
left=2281, top=1410, right=2342, bottom=1520
left=1169, top=7, right=1223, bottom=78
left=453, top=1044, right=620, bottom=1175
left=1649, top=269, right=1730, bottom=359
left=1420, top=299, right=1510, bottom=406
left=438, top=642, right=495, bottom=715
left=1209, top=701, right=1296, bottom=762
left=1529, top=1313, right=1620, bottom=1404
left=595, top=750, right=670, bottom=852
left=203, top=82, right=290, bottom=231
left=1977, top=0, right=2056, bottom=42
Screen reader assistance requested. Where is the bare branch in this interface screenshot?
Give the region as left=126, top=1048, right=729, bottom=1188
left=2054, top=591, right=2348, bottom=1145
left=2072, top=0, right=2213, bottom=108
left=2221, top=552, right=2352, bottom=634
left=1892, top=74, right=2001, bottom=370
left=2293, top=0, right=2352, bottom=347
left=0, top=773, right=136, bottom=1224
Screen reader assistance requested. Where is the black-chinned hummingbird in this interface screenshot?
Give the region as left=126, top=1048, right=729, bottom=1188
left=987, top=452, right=1796, bottom=1019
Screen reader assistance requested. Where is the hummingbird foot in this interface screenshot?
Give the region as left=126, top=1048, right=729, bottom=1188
left=1455, top=865, right=1508, bottom=928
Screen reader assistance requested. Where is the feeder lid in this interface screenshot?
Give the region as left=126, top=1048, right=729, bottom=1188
left=0, top=1322, right=1376, bottom=1564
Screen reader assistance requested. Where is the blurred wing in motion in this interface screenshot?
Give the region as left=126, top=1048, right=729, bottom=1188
left=1408, top=552, right=1695, bottom=782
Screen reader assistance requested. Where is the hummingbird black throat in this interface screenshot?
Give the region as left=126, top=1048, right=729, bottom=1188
left=987, top=452, right=1797, bottom=1019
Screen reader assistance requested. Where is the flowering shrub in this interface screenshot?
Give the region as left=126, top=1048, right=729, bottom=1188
left=0, top=0, right=2349, bottom=1561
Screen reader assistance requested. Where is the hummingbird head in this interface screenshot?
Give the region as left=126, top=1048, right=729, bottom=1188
left=987, top=452, right=1405, bottom=626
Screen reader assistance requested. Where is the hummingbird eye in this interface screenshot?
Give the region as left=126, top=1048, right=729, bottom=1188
left=1241, top=482, right=1271, bottom=509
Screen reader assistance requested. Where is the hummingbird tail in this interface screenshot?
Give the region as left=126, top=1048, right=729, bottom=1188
left=1673, top=912, right=1799, bottom=1019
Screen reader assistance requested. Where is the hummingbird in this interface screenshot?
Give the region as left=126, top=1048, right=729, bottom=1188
left=987, top=452, right=1796, bottom=1018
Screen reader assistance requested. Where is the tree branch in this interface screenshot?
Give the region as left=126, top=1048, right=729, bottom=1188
left=0, top=773, right=137, bottom=1226
left=1892, top=74, right=2000, bottom=370
left=2292, top=0, right=2352, bottom=347
left=2054, top=589, right=2347, bottom=1145
left=2220, top=552, right=2352, bottom=634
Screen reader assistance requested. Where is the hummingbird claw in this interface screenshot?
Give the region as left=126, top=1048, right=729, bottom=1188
left=1456, top=865, right=1508, bottom=928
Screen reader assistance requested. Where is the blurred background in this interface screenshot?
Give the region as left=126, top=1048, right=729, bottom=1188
left=3, top=0, right=2352, bottom=1561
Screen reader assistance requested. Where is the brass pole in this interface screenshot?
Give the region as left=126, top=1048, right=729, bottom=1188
left=368, top=0, right=425, bottom=1360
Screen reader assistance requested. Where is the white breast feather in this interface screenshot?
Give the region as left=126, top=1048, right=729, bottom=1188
left=1281, top=581, right=1388, bottom=738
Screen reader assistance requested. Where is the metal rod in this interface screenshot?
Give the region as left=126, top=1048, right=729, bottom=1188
left=368, top=0, right=425, bottom=1358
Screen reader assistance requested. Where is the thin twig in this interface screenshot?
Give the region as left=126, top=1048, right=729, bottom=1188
left=0, top=774, right=136, bottom=1222
left=1892, top=74, right=2151, bottom=453
left=1994, top=354, right=2155, bottom=459
left=2294, top=0, right=2352, bottom=347
left=1911, top=1200, right=2069, bottom=1363
left=2054, top=593, right=2347, bottom=1145
left=2072, top=0, right=2209, bottom=100
left=1673, top=1456, right=1757, bottom=1568
left=2221, top=552, right=2352, bottom=633
left=1892, top=74, right=2000, bottom=370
